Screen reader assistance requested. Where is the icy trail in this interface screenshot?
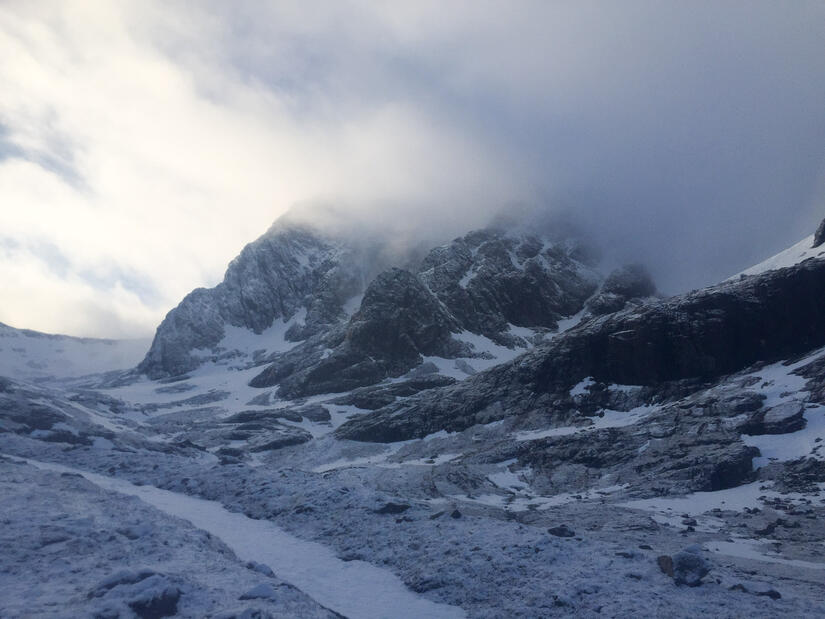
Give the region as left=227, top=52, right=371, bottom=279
left=19, top=457, right=466, bottom=619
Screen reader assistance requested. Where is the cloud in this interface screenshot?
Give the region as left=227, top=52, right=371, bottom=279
left=1, top=1, right=824, bottom=336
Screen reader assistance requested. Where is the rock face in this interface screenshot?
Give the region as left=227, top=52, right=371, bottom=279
left=586, top=264, right=657, bottom=316
left=249, top=267, right=465, bottom=398
left=248, top=227, right=604, bottom=397
left=337, top=256, right=825, bottom=443
left=139, top=218, right=379, bottom=379
left=346, top=268, right=466, bottom=371
left=814, top=216, right=825, bottom=248
left=740, top=401, right=806, bottom=435
left=417, top=229, right=600, bottom=343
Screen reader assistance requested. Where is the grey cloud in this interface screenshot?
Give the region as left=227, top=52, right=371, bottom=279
left=3, top=1, right=825, bottom=337
left=179, top=1, right=825, bottom=292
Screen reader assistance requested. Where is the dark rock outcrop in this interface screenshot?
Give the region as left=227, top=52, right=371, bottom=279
left=417, top=229, right=600, bottom=343
left=587, top=264, right=657, bottom=316
left=337, top=256, right=825, bottom=442
left=670, top=548, right=710, bottom=587
left=253, top=269, right=468, bottom=398
left=250, top=228, right=602, bottom=397
left=740, top=401, right=806, bottom=436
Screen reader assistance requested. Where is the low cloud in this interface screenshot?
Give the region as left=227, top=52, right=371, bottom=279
left=1, top=1, right=824, bottom=336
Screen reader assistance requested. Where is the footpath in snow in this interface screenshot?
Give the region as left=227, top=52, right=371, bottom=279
left=19, top=457, right=466, bottom=619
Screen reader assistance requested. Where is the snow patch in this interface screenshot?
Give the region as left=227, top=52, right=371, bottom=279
left=732, top=234, right=825, bottom=279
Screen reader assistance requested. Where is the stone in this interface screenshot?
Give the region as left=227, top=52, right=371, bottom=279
left=374, top=502, right=411, bottom=515
left=547, top=525, right=576, bottom=538
left=671, top=548, right=710, bottom=586
left=657, top=555, right=674, bottom=577
left=741, top=402, right=806, bottom=435
left=239, top=583, right=279, bottom=600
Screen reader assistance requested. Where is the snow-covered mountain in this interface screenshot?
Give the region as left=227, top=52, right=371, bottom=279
left=2, top=215, right=825, bottom=618
left=0, top=322, right=150, bottom=382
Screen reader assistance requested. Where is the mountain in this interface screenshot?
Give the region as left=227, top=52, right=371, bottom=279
left=247, top=225, right=622, bottom=398
left=138, top=216, right=401, bottom=379
left=0, top=322, right=150, bottom=382
left=2, top=215, right=825, bottom=618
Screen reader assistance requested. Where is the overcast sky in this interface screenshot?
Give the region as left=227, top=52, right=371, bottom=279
left=1, top=1, right=824, bottom=338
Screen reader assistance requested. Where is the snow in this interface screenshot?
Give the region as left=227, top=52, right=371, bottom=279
left=343, top=293, right=364, bottom=316
left=458, top=266, right=477, bottom=289
left=507, top=323, right=535, bottom=339
left=706, top=539, right=825, bottom=571
left=733, top=349, right=825, bottom=468
left=22, top=457, right=466, bottom=619
left=449, top=484, right=626, bottom=512
left=744, top=404, right=825, bottom=468
left=421, top=330, right=531, bottom=380
left=732, top=234, right=825, bottom=279
left=553, top=308, right=588, bottom=334
left=570, top=376, right=595, bottom=397
left=515, top=405, right=655, bottom=442
left=0, top=322, right=150, bottom=381
left=621, top=481, right=825, bottom=518
left=219, top=308, right=307, bottom=357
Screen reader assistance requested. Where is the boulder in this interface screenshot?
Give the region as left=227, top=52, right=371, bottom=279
left=741, top=401, right=806, bottom=435
left=547, top=525, right=576, bottom=538
left=671, top=548, right=710, bottom=587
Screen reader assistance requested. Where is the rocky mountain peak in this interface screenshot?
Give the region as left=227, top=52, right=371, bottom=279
left=138, top=216, right=381, bottom=379
left=417, top=228, right=600, bottom=342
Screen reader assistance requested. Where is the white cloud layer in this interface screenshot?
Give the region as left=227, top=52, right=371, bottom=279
left=1, top=1, right=824, bottom=337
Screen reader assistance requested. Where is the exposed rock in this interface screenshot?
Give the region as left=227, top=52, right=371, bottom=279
left=239, top=583, right=279, bottom=600
left=740, top=401, right=806, bottom=435
left=295, top=405, right=332, bottom=423
left=252, top=269, right=467, bottom=397
left=331, top=375, right=457, bottom=410
left=139, top=217, right=386, bottom=379
left=547, top=525, right=576, bottom=538
left=587, top=264, right=657, bottom=316
left=374, top=502, right=411, bottom=515
left=671, top=548, right=709, bottom=587
left=337, top=257, right=825, bottom=442
left=417, top=229, right=600, bottom=342
left=657, top=555, right=674, bottom=577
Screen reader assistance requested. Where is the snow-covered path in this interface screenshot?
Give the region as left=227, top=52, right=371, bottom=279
left=19, top=457, right=466, bottom=619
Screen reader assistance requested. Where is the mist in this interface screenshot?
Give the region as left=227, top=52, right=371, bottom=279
left=1, top=1, right=824, bottom=336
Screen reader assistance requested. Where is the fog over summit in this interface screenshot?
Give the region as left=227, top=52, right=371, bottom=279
left=1, top=1, right=824, bottom=337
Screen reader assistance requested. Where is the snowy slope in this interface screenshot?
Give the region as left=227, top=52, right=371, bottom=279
left=0, top=322, right=150, bottom=381
left=732, top=234, right=825, bottom=279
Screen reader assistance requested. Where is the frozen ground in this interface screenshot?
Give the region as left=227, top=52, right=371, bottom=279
left=2, top=329, right=825, bottom=616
